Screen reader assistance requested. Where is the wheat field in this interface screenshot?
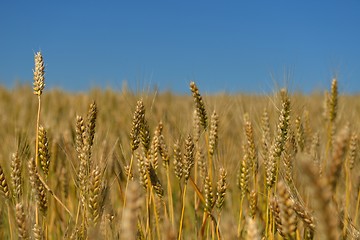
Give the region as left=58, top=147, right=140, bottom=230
left=0, top=52, right=359, bottom=239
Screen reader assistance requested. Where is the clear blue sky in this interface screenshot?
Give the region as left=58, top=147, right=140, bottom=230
left=1, top=1, right=360, bottom=94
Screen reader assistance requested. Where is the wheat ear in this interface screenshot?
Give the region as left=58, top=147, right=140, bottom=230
left=178, top=134, right=195, bottom=240
left=11, top=152, right=22, bottom=201
left=123, top=99, right=145, bottom=210
left=326, top=78, right=338, bottom=155
left=15, top=203, right=29, bottom=240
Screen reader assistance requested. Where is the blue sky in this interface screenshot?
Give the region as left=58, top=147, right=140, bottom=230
left=0, top=1, right=360, bottom=94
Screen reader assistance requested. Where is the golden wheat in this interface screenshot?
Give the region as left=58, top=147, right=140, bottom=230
left=0, top=53, right=360, bottom=239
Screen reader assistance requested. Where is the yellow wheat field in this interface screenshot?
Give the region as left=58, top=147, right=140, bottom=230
left=0, top=53, right=359, bottom=239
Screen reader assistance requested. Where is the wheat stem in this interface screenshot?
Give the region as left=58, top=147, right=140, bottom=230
left=178, top=184, right=187, bottom=240
left=237, top=195, right=244, bottom=237
left=7, top=202, right=13, bottom=240
left=166, top=167, right=174, bottom=225
left=35, top=96, right=41, bottom=226
left=122, top=153, right=134, bottom=209
left=355, top=188, right=360, bottom=225
left=37, top=173, right=73, bottom=218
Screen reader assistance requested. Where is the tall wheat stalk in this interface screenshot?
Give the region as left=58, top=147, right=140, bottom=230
left=178, top=134, right=194, bottom=240
left=123, top=99, right=145, bottom=210
left=33, top=51, right=45, bottom=236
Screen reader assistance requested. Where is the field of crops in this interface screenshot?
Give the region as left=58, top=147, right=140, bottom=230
left=0, top=52, right=360, bottom=239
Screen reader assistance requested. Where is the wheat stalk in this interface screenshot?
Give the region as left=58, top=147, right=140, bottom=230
left=33, top=51, right=45, bottom=229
